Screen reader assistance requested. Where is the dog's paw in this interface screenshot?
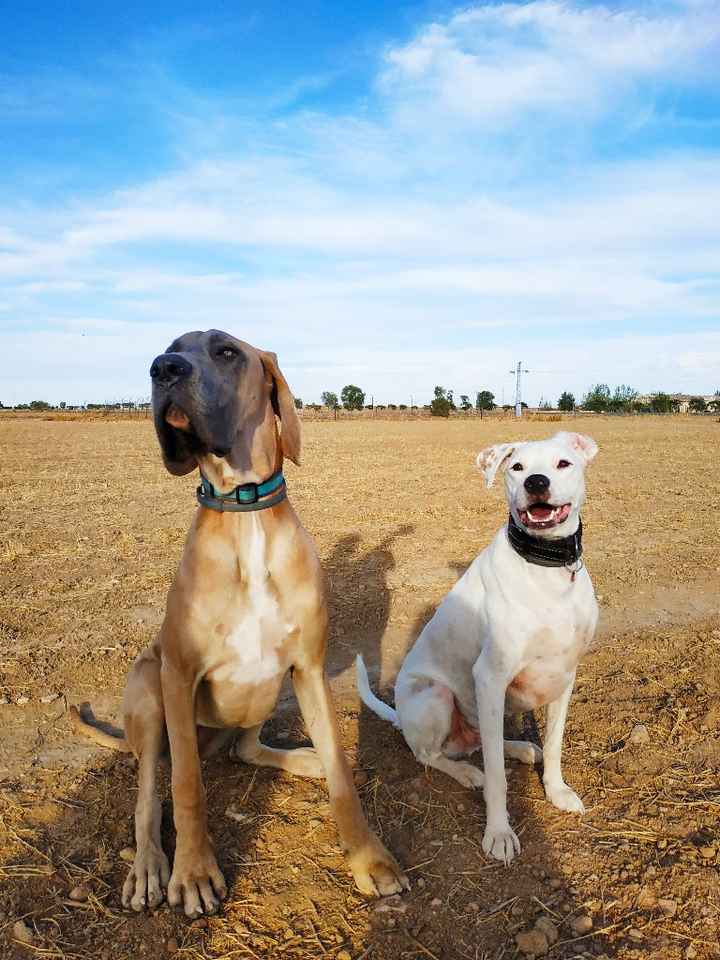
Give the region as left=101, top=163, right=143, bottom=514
left=545, top=782, right=585, bottom=814
left=167, top=845, right=227, bottom=917
left=348, top=835, right=410, bottom=898
left=482, top=824, right=521, bottom=865
left=122, top=845, right=170, bottom=911
left=449, top=761, right=485, bottom=789
left=504, top=740, right=543, bottom=765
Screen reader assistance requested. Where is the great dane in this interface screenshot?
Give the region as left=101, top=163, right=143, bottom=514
left=357, top=431, right=599, bottom=864
left=72, top=329, right=407, bottom=915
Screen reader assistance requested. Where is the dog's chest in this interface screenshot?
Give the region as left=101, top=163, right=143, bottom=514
left=203, top=519, right=296, bottom=725
left=505, top=603, right=594, bottom=711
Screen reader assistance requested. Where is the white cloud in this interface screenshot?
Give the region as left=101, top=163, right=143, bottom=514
left=381, top=1, right=720, bottom=126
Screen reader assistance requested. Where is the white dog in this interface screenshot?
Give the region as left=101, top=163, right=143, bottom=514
left=357, top=431, right=599, bottom=864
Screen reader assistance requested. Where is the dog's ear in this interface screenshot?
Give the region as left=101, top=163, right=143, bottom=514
left=476, top=443, right=516, bottom=488
left=554, top=431, right=598, bottom=465
left=260, top=350, right=302, bottom=466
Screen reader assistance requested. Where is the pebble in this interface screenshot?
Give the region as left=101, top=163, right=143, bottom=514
left=467, top=902, right=479, bottom=912
left=628, top=928, right=643, bottom=942
left=686, top=947, right=697, bottom=959
left=12, top=920, right=34, bottom=945
left=516, top=928, right=549, bottom=955
left=629, top=724, right=650, bottom=745
left=535, top=916, right=559, bottom=945
left=16, top=695, right=30, bottom=706
left=656, top=838, right=668, bottom=849
left=416, top=877, right=425, bottom=889
left=430, top=898, right=442, bottom=908
left=637, top=886, right=657, bottom=909
left=549, top=877, right=563, bottom=890
left=337, top=952, right=352, bottom=960
left=40, top=692, right=59, bottom=704
left=166, top=938, right=179, bottom=955
left=69, top=884, right=90, bottom=902
left=699, top=846, right=716, bottom=859
left=354, top=770, right=369, bottom=786
left=570, top=914, right=593, bottom=936
left=119, top=847, right=136, bottom=862
left=658, top=898, right=678, bottom=917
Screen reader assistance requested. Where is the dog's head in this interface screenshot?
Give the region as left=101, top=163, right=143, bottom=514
left=476, top=431, right=598, bottom=537
left=150, top=329, right=300, bottom=482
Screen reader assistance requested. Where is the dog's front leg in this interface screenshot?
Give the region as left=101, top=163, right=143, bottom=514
left=542, top=671, right=585, bottom=813
left=161, top=662, right=227, bottom=916
left=292, top=662, right=409, bottom=896
left=473, top=656, right=520, bottom=864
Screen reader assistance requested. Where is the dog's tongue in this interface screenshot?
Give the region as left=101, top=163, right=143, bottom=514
left=529, top=504, right=554, bottom=520
left=165, top=404, right=191, bottom=430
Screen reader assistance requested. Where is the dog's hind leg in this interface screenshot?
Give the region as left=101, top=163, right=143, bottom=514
left=233, top=725, right=324, bottom=778
left=400, top=682, right=485, bottom=789
left=121, top=653, right=171, bottom=912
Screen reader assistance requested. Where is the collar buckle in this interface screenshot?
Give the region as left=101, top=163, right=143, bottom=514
left=235, top=482, right=259, bottom=505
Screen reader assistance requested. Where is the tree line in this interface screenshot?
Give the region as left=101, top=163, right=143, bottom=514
left=5, top=384, right=718, bottom=416
left=293, top=383, right=720, bottom=417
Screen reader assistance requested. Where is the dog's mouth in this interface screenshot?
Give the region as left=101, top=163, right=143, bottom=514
left=163, top=402, right=231, bottom=459
left=518, top=502, right=572, bottom=530
left=165, top=402, right=191, bottom=431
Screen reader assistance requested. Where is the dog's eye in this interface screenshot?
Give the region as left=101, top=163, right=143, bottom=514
left=217, top=347, right=237, bottom=361
left=557, top=459, right=572, bottom=469
left=511, top=463, right=524, bottom=472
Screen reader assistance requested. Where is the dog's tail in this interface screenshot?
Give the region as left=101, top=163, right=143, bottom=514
left=69, top=702, right=132, bottom=753
left=355, top=655, right=400, bottom=728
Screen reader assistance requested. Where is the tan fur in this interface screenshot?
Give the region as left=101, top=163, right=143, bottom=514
left=72, top=336, right=407, bottom=917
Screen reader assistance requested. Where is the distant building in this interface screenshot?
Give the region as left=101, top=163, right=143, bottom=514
left=636, top=393, right=717, bottom=412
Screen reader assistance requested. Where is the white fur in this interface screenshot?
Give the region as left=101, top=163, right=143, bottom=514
left=357, top=431, right=599, bottom=865
left=213, top=516, right=292, bottom=687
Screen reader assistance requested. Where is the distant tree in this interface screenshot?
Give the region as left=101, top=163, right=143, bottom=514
left=582, top=384, right=612, bottom=412
left=459, top=394, right=472, bottom=411
left=650, top=392, right=674, bottom=413
left=387, top=403, right=397, bottom=410
left=558, top=391, right=575, bottom=411
left=689, top=397, right=707, bottom=413
left=321, top=391, right=339, bottom=410
left=708, top=398, right=720, bottom=413
left=29, top=400, right=52, bottom=410
left=430, top=386, right=452, bottom=418
left=341, top=384, right=365, bottom=410
left=475, top=390, right=495, bottom=411
left=398, top=404, right=408, bottom=410
left=375, top=404, right=386, bottom=410
left=608, top=385, right=638, bottom=413
left=538, top=397, right=553, bottom=410
left=294, top=397, right=303, bottom=409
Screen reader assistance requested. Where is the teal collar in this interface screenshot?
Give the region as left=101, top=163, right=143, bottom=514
left=196, top=469, right=286, bottom=513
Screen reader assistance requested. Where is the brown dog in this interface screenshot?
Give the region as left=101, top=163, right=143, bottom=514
left=71, top=329, right=407, bottom=916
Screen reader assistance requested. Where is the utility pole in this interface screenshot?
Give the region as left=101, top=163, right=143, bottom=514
left=510, top=362, right=529, bottom=418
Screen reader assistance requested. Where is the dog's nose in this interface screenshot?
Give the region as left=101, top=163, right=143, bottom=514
left=150, top=353, right=192, bottom=386
left=524, top=473, right=551, bottom=494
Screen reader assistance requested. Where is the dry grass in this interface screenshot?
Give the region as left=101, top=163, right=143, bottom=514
left=1, top=415, right=719, bottom=959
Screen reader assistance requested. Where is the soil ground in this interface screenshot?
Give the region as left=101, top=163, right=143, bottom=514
left=1, top=415, right=719, bottom=960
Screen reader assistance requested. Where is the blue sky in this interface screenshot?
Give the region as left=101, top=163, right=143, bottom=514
left=1, top=0, right=719, bottom=406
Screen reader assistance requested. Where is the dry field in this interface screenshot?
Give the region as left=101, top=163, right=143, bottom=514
left=1, top=415, right=719, bottom=960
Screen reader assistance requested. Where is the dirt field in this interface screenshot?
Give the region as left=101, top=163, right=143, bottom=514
left=1, top=415, right=719, bottom=960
